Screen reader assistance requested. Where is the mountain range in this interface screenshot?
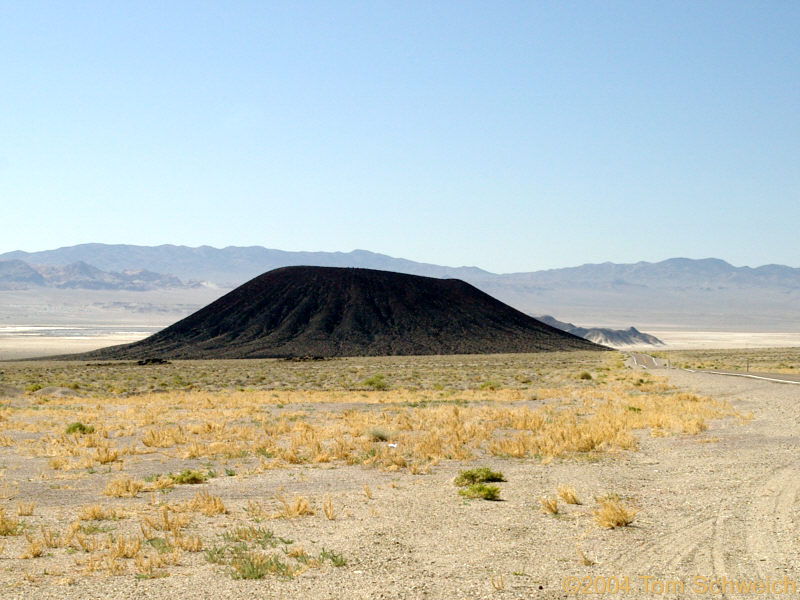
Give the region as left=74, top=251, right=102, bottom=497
left=0, top=244, right=487, bottom=287
left=3, top=244, right=800, bottom=330
left=0, top=259, right=198, bottom=291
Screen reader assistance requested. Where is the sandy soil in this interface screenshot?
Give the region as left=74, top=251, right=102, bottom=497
left=647, top=330, right=800, bottom=350
left=0, top=334, right=151, bottom=361
left=5, top=329, right=800, bottom=361
left=1, top=364, right=798, bottom=598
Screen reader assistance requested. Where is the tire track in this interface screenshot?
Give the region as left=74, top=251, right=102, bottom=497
left=745, top=465, right=800, bottom=578
left=610, top=516, right=716, bottom=574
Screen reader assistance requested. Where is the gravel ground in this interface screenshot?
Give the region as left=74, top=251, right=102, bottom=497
left=3, top=367, right=799, bottom=599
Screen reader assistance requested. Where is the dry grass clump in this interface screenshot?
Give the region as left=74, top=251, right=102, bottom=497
left=557, top=485, right=581, bottom=505
left=274, top=496, right=315, bottom=519
left=104, top=475, right=144, bottom=498
left=144, top=475, right=176, bottom=492
left=72, top=532, right=103, bottom=553
left=180, top=491, right=227, bottom=516
left=134, top=548, right=182, bottom=577
left=593, top=496, right=636, bottom=528
left=39, top=526, right=60, bottom=549
left=94, top=446, right=119, bottom=464
left=17, top=501, right=35, bottom=516
left=78, top=504, right=121, bottom=521
left=142, top=425, right=186, bottom=448
left=322, top=498, right=335, bottom=520
left=107, top=534, right=141, bottom=558
left=0, top=482, right=19, bottom=500
left=171, top=532, right=203, bottom=552
left=142, top=506, right=191, bottom=533
left=20, top=534, right=44, bottom=558
left=76, top=551, right=128, bottom=576
left=244, top=501, right=270, bottom=521
left=0, top=508, right=21, bottom=536
left=540, top=496, right=559, bottom=514
left=48, top=456, right=68, bottom=470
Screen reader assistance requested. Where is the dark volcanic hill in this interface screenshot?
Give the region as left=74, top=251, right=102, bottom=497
left=78, top=267, right=604, bottom=359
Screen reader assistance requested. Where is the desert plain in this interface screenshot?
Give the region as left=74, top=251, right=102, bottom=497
left=0, top=347, right=798, bottom=599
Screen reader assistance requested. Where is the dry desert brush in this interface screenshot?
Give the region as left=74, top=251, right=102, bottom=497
left=593, top=497, right=636, bottom=529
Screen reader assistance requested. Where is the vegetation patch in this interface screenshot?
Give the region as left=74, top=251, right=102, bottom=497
left=169, top=470, right=207, bottom=485
left=230, top=551, right=297, bottom=580
left=453, top=467, right=505, bottom=487
left=593, top=497, right=637, bottom=529
left=362, top=374, right=388, bottom=390
left=0, top=351, right=743, bottom=587
left=458, top=483, right=501, bottom=501
left=66, top=421, right=95, bottom=434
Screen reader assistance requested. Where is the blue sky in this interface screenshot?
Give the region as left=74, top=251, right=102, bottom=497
left=1, top=1, right=798, bottom=273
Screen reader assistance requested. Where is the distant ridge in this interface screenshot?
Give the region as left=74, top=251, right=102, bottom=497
left=5, top=244, right=800, bottom=330
left=0, top=244, right=491, bottom=287
left=75, top=267, right=605, bottom=359
left=0, top=259, right=197, bottom=291
left=537, top=316, right=664, bottom=348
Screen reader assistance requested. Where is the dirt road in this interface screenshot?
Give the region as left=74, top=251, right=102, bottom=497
left=596, top=367, right=800, bottom=599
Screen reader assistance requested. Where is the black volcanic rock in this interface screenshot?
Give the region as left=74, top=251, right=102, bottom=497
left=79, top=267, right=604, bottom=359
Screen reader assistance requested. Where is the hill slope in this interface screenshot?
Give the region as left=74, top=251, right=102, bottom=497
left=537, top=316, right=664, bottom=347
left=79, top=267, right=604, bottom=359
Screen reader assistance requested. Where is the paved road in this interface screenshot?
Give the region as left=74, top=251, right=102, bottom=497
left=629, top=352, right=664, bottom=369
left=684, top=368, right=800, bottom=385
left=630, top=352, right=800, bottom=385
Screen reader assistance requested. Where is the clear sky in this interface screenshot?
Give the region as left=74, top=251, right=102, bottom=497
left=2, top=1, right=798, bottom=273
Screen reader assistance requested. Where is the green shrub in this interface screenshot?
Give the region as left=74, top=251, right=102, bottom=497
left=458, top=483, right=501, bottom=501
left=66, top=421, right=94, bottom=435
left=362, top=374, right=388, bottom=390
left=230, top=552, right=295, bottom=579
left=169, top=469, right=207, bottom=484
left=319, top=547, right=347, bottom=567
left=453, top=467, right=505, bottom=487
